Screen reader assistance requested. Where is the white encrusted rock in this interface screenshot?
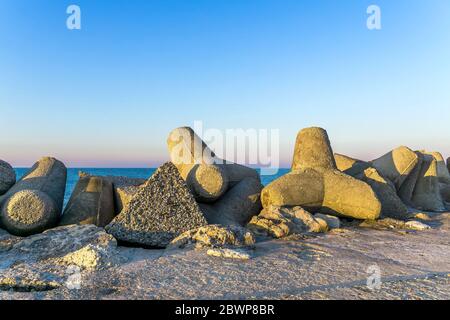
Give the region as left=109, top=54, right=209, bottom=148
left=168, top=224, right=255, bottom=249
left=247, top=205, right=328, bottom=239
left=0, top=225, right=119, bottom=292
left=314, top=213, right=340, bottom=229
left=404, top=220, right=431, bottom=231
left=206, top=248, right=252, bottom=260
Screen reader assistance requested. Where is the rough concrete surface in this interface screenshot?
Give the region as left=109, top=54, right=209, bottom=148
left=105, top=163, right=208, bottom=248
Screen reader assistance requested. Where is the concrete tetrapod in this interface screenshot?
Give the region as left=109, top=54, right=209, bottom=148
left=334, top=153, right=408, bottom=217
left=370, top=146, right=420, bottom=190
left=0, top=157, right=67, bottom=236
left=424, top=152, right=450, bottom=185
left=60, top=176, right=116, bottom=227
left=167, top=127, right=228, bottom=202
left=411, top=152, right=446, bottom=212
left=0, top=160, right=16, bottom=196
left=396, top=152, right=424, bottom=206
left=79, top=171, right=147, bottom=214
left=199, top=177, right=263, bottom=226
left=167, top=127, right=260, bottom=203
left=262, top=127, right=381, bottom=220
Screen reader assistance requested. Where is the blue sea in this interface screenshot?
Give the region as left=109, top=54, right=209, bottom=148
left=13, top=168, right=289, bottom=208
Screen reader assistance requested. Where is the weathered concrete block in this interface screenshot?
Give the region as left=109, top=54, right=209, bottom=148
left=292, top=127, right=336, bottom=171
left=261, top=168, right=381, bottom=220
left=334, top=153, right=371, bottom=176
left=371, top=146, right=420, bottom=190
left=411, top=153, right=446, bottom=212
left=260, top=169, right=324, bottom=210
left=167, top=127, right=228, bottom=202
left=79, top=172, right=147, bottom=214
left=263, top=127, right=382, bottom=220
left=0, top=160, right=16, bottom=196
left=424, top=152, right=450, bottom=184
left=397, top=152, right=424, bottom=206
left=0, top=157, right=67, bottom=236
left=114, top=185, right=140, bottom=213
left=321, top=169, right=381, bottom=220
left=362, top=168, right=408, bottom=217
left=167, top=127, right=260, bottom=203
left=185, top=164, right=229, bottom=203
left=60, top=176, right=115, bottom=227
left=105, top=162, right=208, bottom=248
left=199, top=177, right=262, bottom=226
left=222, top=163, right=260, bottom=188
left=439, top=183, right=450, bottom=203
left=335, top=154, right=408, bottom=217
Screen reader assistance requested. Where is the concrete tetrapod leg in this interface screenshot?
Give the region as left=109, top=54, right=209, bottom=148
left=221, top=163, right=261, bottom=188
left=167, top=127, right=228, bottom=202
left=334, top=154, right=407, bottom=218
left=60, top=176, right=116, bottom=227
left=261, top=168, right=381, bottom=220
left=440, top=183, right=450, bottom=203
left=291, top=127, right=337, bottom=171
left=79, top=171, right=147, bottom=214
left=0, top=160, right=16, bottom=196
left=370, top=146, right=420, bottom=190
left=261, top=169, right=324, bottom=210
left=167, top=127, right=261, bottom=203
left=199, top=177, right=263, bottom=226
left=320, top=169, right=381, bottom=220
left=447, top=157, right=450, bottom=174
left=411, top=153, right=446, bottom=212
left=334, top=153, right=371, bottom=176
left=397, top=152, right=424, bottom=206
left=424, top=152, right=450, bottom=184
left=0, top=157, right=67, bottom=236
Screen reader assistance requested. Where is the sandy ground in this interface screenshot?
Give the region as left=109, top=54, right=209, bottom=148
left=1, top=213, right=448, bottom=300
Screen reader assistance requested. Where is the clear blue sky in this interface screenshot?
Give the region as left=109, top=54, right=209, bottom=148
left=1, top=0, right=449, bottom=167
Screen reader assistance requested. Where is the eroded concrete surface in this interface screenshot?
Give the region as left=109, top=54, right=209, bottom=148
left=1, top=213, right=448, bottom=300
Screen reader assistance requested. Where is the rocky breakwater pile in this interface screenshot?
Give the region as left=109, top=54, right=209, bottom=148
left=106, top=126, right=264, bottom=256
left=0, top=126, right=449, bottom=293
left=166, top=127, right=263, bottom=226
left=249, top=127, right=382, bottom=239
left=335, top=148, right=450, bottom=214
left=248, top=127, right=447, bottom=238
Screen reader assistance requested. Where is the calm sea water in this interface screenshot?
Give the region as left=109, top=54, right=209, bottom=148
left=13, top=168, right=289, bottom=208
